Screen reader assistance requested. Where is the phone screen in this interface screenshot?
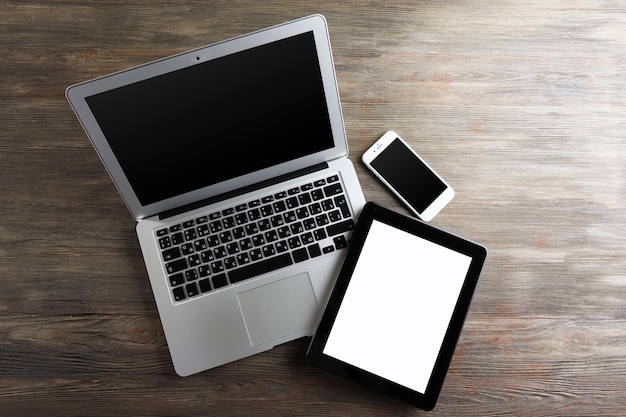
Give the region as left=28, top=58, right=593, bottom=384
left=370, top=138, right=447, bottom=214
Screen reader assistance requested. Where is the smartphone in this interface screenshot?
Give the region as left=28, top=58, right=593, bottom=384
left=362, top=131, right=454, bottom=221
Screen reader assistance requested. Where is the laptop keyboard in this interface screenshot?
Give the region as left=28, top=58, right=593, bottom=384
left=155, top=174, right=356, bottom=302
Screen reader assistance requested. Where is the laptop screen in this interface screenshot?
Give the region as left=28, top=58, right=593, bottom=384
left=85, top=31, right=333, bottom=206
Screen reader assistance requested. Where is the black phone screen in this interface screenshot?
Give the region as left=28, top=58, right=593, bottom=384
left=370, top=137, right=447, bottom=214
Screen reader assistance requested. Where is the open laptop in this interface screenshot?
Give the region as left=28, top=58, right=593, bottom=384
left=66, top=14, right=366, bottom=376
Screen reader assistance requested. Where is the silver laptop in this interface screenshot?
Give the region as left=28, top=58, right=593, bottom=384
left=66, top=14, right=366, bottom=376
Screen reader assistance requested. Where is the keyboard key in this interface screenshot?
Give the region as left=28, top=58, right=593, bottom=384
left=222, top=216, right=235, bottom=229
left=197, top=224, right=210, bottom=237
left=188, top=254, right=201, bottom=267
left=171, top=232, right=184, bottom=245
left=260, top=204, right=273, bottom=217
left=186, top=282, right=199, bottom=297
left=265, top=230, right=278, bottom=242
left=251, top=234, right=265, bottom=247
left=273, top=200, right=286, bottom=213
left=239, top=238, right=253, bottom=251
left=275, top=240, right=289, bottom=253
left=184, top=228, right=197, bottom=241
left=250, top=248, right=263, bottom=261
left=232, top=226, right=245, bottom=240
left=311, top=189, right=324, bottom=201
left=214, top=246, right=227, bottom=259
left=314, top=229, right=327, bottom=241
left=286, top=196, right=299, bottom=209
left=323, top=183, right=343, bottom=197
left=277, top=226, right=291, bottom=238
left=169, top=273, right=184, bottom=287
left=248, top=208, right=261, bottom=221
left=262, top=244, right=276, bottom=257
left=303, top=218, right=317, bottom=230
left=211, top=260, right=224, bottom=273
left=288, top=236, right=301, bottom=249
left=173, top=286, right=186, bottom=301
left=328, top=210, right=342, bottom=223
left=258, top=219, right=272, bottom=231
left=298, top=193, right=312, bottom=205
left=212, top=273, right=228, bottom=289
left=321, top=199, right=334, bottom=211
left=236, top=252, right=250, bottom=265
left=334, top=195, right=351, bottom=218
left=295, top=207, right=309, bottom=219
left=293, top=247, right=309, bottom=263
left=245, top=223, right=258, bottom=235
left=166, top=258, right=187, bottom=274
left=301, top=232, right=314, bottom=245
left=199, top=278, right=212, bottom=293
left=185, top=269, right=198, bottom=281
left=158, top=236, right=172, bottom=250
left=228, top=253, right=293, bottom=284
left=307, top=243, right=322, bottom=258
left=162, top=247, right=181, bottom=261
left=194, top=239, right=208, bottom=252
left=309, top=202, right=322, bottom=215
left=315, top=214, right=329, bottom=227
left=180, top=243, right=194, bottom=255
left=198, top=265, right=211, bottom=277
left=209, top=221, right=223, bottom=233
left=224, top=256, right=237, bottom=270
left=219, top=231, right=233, bottom=243
left=227, top=242, right=239, bottom=255
left=327, top=219, right=355, bottom=236
left=334, top=235, right=348, bottom=250
left=207, top=235, right=220, bottom=247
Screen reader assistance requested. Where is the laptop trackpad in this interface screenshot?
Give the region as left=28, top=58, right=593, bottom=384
left=237, top=273, right=319, bottom=346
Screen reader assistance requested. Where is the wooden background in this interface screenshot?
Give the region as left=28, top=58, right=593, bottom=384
left=1, top=1, right=625, bottom=415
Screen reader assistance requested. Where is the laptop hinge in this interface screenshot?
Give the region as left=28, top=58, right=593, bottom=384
left=158, top=162, right=330, bottom=220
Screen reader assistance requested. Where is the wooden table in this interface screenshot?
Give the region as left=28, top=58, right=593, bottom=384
left=2, top=1, right=625, bottom=415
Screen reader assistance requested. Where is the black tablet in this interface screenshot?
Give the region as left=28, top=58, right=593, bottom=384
left=307, top=202, right=487, bottom=410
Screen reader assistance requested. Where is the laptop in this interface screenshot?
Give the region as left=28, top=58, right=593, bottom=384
left=66, top=14, right=366, bottom=376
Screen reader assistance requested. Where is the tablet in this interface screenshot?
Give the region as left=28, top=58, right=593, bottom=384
left=307, top=202, right=487, bottom=410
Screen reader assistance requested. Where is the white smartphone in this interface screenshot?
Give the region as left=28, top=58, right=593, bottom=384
left=362, top=131, right=454, bottom=221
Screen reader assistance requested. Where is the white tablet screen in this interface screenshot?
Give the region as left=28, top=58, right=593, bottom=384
left=322, top=220, right=472, bottom=394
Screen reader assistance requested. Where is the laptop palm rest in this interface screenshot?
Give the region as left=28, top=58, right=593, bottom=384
left=237, top=273, right=319, bottom=346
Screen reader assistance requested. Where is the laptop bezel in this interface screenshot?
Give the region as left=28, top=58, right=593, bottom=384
left=66, top=14, right=348, bottom=220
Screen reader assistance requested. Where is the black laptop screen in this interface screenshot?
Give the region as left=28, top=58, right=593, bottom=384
left=85, top=31, right=334, bottom=206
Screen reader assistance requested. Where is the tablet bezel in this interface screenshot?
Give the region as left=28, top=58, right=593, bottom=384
left=306, top=202, right=487, bottom=410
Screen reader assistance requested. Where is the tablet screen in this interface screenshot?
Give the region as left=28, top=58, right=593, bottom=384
left=322, top=219, right=473, bottom=394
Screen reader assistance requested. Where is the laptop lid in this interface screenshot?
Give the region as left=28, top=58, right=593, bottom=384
left=66, top=15, right=348, bottom=220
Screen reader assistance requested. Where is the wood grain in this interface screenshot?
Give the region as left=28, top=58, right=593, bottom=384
left=1, top=0, right=625, bottom=415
